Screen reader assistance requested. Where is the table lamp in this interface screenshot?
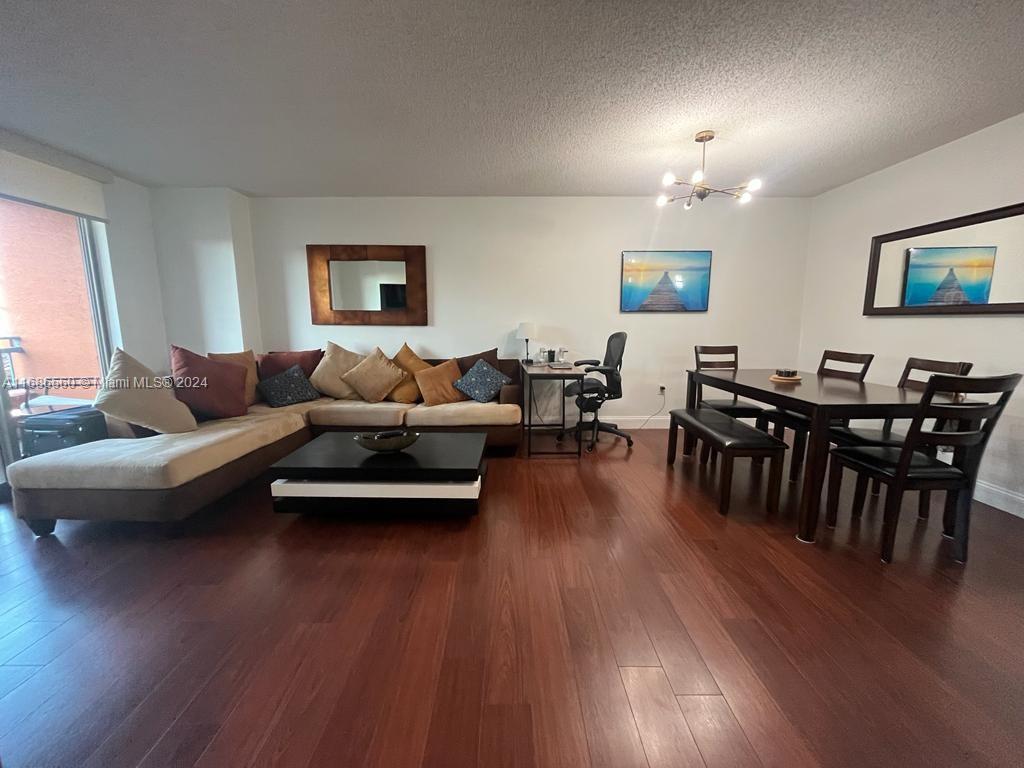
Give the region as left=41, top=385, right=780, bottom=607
left=515, top=322, right=537, bottom=363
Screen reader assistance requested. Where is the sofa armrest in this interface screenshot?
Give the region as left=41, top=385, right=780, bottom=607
left=499, top=383, right=522, bottom=407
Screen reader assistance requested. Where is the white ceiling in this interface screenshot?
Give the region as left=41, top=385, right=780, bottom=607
left=2, top=0, right=1023, bottom=198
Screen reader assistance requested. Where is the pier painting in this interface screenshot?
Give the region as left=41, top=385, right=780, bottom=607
left=902, top=246, right=995, bottom=307
left=621, top=250, right=712, bottom=312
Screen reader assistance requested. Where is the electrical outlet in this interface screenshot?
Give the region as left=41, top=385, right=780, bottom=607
left=658, top=384, right=666, bottom=394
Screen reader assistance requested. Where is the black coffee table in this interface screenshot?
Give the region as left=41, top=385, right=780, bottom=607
left=270, top=432, right=487, bottom=514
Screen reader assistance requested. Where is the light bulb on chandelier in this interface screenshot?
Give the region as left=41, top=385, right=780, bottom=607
left=654, top=130, right=763, bottom=211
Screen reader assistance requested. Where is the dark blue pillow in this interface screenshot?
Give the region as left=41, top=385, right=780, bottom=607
left=454, top=359, right=511, bottom=403
left=256, top=364, right=320, bottom=407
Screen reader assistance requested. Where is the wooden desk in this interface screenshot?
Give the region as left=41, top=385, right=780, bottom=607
left=685, top=368, right=938, bottom=542
left=521, top=362, right=587, bottom=458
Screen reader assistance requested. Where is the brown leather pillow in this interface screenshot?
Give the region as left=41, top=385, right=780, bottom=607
left=414, top=358, right=470, bottom=406
left=456, top=347, right=500, bottom=375
left=170, top=345, right=248, bottom=419
left=209, top=350, right=259, bottom=405
left=388, top=343, right=432, bottom=403
left=257, top=349, right=324, bottom=380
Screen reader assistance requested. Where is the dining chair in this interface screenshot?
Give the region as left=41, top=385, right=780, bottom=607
left=828, top=357, right=974, bottom=512
left=756, top=350, right=875, bottom=481
left=825, top=372, right=1021, bottom=563
left=693, top=346, right=764, bottom=419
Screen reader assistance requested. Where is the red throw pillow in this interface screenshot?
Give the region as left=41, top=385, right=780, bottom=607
left=170, top=345, right=249, bottom=419
left=257, top=349, right=324, bottom=380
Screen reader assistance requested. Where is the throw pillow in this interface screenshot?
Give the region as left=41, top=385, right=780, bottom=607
left=456, top=347, right=500, bottom=375
left=342, top=347, right=406, bottom=403
left=93, top=348, right=197, bottom=434
left=170, top=345, right=249, bottom=419
left=414, top=358, right=470, bottom=407
left=256, top=364, right=321, bottom=407
left=209, top=350, right=259, bottom=405
left=454, top=359, right=512, bottom=403
left=309, top=341, right=365, bottom=399
left=387, top=343, right=432, bottom=403
left=257, top=349, right=324, bottom=380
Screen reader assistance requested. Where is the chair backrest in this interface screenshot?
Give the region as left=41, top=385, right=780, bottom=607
left=600, top=332, right=627, bottom=399
left=818, top=349, right=874, bottom=381
left=897, top=357, right=973, bottom=391
left=898, top=373, right=1021, bottom=482
left=694, top=345, right=740, bottom=404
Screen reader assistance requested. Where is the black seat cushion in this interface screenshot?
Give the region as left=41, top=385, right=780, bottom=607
left=565, top=377, right=606, bottom=398
left=701, top=398, right=764, bottom=418
left=761, top=408, right=810, bottom=427
left=671, top=408, right=786, bottom=451
left=830, top=446, right=964, bottom=480
left=829, top=425, right=905, bottom=447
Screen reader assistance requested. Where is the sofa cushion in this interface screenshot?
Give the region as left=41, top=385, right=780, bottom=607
left=454, top=359, right=512, bottom=403
left=209, top=350, right=260, bottom=405
left=308, top=400, right=415, bottom=428
left=258, top=349, right=324, bottom=379
left=309, top=342, right=365, bottom=400
left=414, top=358, right=469, bottom=407
left=248, top=396, right=335, bottom=420
left=405, top=401, right=522, bottom=427
left=456, top=347, right=500, bottom=375
left=6, top=412, right=305, bottom=490
left=388, top=343, right=432, bottom=404
left=342, top=347, right=406, bottom=403
left=93, top=348, right=198, bottom=434
left=257, top=365, right=321, bottom=407
left=171, top=345, right=249, bottom=419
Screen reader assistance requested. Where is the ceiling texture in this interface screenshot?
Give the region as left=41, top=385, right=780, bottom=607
left=2, top=0, right=1023, bottom=197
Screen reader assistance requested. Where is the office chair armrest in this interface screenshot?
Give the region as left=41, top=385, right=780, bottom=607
left=574, top=359, right=600, bottom=366
left=584, top=365, right=615, bottom=376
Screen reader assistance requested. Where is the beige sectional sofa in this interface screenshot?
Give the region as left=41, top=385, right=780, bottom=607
left=9, top=361, right=522, bottom=535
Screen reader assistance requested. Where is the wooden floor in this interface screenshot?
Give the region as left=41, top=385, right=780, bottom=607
left=1, top=430, right=1023, bottom=767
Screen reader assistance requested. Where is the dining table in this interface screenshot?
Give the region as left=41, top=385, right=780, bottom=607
left=684, top=368, right=940, bottom=542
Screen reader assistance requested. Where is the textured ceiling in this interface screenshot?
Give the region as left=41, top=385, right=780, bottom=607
left=2, top=0, right=1023, bottom=197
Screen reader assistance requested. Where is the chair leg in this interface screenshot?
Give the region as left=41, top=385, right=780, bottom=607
left=880, top=483, right=904, bottom=563
left=851, top=474, right=869, bottom=519
left=870, top=477, right=881, bottom=496
left=667, top=418, right=678, bottom=465
left=952, top=488, right=973, bottom=563
left=718, top=454, right=734, bottom=515
left=756, top=414, right=768, bottom=432
left=942, top=490, right=958, bottom=538
left=789, top=429, right=807, bottom=482
left=699, top=441, right=711, bottom=465
left=710, top=446, right=718, bottom=465
left=772, top=421, right=785, bottom=440
left=766, top=453, right=782, bottom=514
left=825, top=457, right=843, bottom=528
left=918, top=490, right=931, bottom=520
left=588, top=418, right=599, bottom=452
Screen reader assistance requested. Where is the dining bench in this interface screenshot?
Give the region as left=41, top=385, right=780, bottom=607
left=667, top=407, right=787, bottom=515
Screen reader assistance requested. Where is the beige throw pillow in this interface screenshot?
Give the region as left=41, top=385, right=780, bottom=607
left=93, top=348, right=198, bottom=434
left=387, top=343, right=433, bottom=403
left=342, top=347, right=406, bottom=403
left=309, top=342, right=365, bottom=400
left=414, top=358, right=470, bottom=406
left=209, top=349, right=259, bottom=405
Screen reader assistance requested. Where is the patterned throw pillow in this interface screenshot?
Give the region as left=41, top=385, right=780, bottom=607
left=256, top=364, right=321, bottom=407
left=454, top=359, right=511, bottom=403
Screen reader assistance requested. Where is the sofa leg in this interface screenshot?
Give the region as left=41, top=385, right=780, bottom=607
left=24, top=518, right=56, bottom=537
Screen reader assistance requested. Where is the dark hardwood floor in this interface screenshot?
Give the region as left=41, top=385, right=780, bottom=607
left=1, top=430, right=1023, bottom=767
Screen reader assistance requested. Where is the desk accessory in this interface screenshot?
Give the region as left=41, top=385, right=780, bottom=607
left=516, top=322, right=537, bottom=364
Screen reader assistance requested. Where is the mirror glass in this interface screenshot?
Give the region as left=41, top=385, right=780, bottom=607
left=870, top=211, right=1024, bottom=310
left=329, top=260, right=407, bottom=311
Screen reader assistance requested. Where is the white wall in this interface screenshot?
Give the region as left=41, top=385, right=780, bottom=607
left=249, top=196, right=811, bottom=424
left=798, top=112, right=1024, bottom=512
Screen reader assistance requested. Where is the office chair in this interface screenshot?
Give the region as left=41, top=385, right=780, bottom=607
left=559, top=332, right=633, bottom=453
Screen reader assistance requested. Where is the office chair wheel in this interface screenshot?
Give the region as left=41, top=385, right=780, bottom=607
left=586, top=445, right=595, bottom=453
left=626, top=438, right=634, bottom=447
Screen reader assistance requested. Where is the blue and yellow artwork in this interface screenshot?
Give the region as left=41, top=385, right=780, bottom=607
left=902, top=246, right=996, bottom=307
left=620, top=250, right=711, bottom=312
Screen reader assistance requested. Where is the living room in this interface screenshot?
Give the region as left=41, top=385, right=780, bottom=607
left=1, top=2, right=1024, bottom=766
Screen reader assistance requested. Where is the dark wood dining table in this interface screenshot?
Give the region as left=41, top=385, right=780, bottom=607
left=685, top=368, right=937, bottom=542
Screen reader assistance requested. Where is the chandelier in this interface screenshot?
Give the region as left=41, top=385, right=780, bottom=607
left=656, top=130, right=762, bottom=209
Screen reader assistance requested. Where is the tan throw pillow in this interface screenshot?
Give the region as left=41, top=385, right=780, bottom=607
left=209, top=350, right=259, bottom=405
left=387, top=343, right=432, bottom=403
left=342, top=347, right=406, bottom=403
left=309, top=341, right=365, bottom=399
left=414, top=358, right=470, bottom=407
left=93, top=348, right=198, bottom=434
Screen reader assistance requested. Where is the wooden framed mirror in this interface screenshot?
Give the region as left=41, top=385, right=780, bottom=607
left=863, top=202, right=1024, bottom=316
left=307, top=244, right=427, bottom=325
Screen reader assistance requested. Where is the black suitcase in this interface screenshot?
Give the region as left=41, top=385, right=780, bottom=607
left=18, top=406, right=108, bottom=458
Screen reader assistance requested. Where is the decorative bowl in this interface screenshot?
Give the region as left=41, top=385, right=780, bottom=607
left=354, top=430, right=420, bottom=453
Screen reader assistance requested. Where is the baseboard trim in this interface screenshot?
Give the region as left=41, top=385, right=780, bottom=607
left=974, top=480, right=1024, bottom=518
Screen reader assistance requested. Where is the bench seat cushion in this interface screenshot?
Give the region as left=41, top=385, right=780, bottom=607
left=405, top=401, right=521, bottom=427
left=6, top=412, right=306, bottom=491
left=671, top=408, right=785, bottom=451
left=307, top=400, right=415, bottom=427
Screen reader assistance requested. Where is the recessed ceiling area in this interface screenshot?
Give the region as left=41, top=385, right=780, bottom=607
left=2, top=0, right=1023, bottom=197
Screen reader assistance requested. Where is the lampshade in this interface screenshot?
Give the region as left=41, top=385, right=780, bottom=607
left=515, top=322, right=537, bottom=340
